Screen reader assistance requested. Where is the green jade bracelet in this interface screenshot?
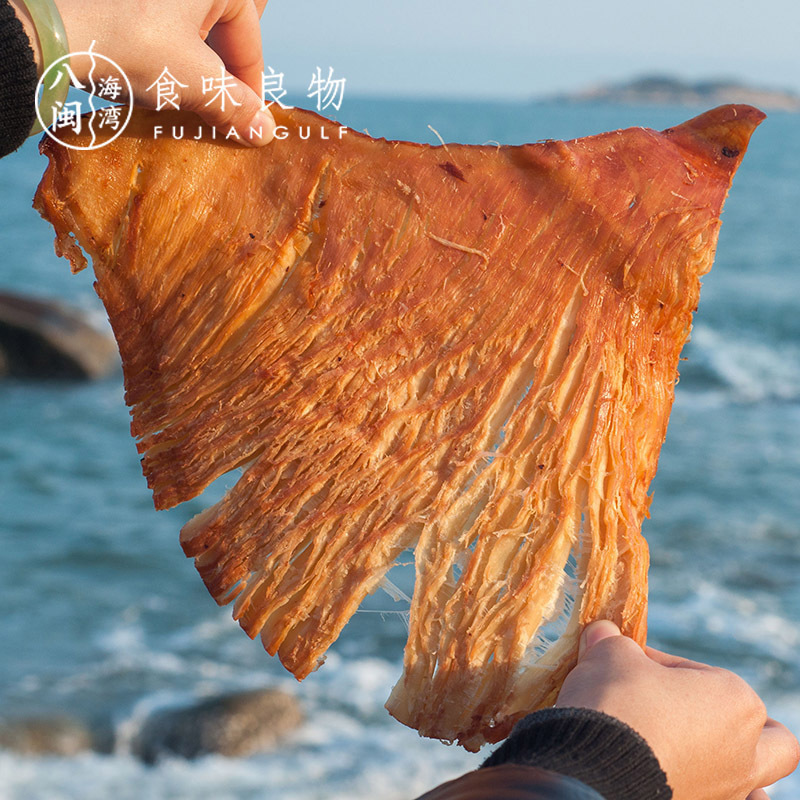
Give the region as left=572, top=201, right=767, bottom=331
left=23, top=0, right=70, bottom=135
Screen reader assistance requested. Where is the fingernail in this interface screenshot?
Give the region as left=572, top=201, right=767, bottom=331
left=578, top=620, right=622, bottom=659
left=245, top=109, right=276, bottom=146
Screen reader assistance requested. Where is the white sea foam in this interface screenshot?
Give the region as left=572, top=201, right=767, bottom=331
left=684, top=325, right=800, bottom=403
left=649, top=579, right=800, bottom=666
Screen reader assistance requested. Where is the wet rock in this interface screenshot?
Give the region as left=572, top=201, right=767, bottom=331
left=133, top=688, right=303, bottom=763
left=0, top=290, right=118, bottom=380
left=0, top=715, right=93, bottom=756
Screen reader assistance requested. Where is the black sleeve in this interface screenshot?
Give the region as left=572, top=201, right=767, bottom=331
left=415, top=762, right=607, bottom=799
left=481, top=707, right=673, bottom=800
left=0, top=0, right=38, bottom=158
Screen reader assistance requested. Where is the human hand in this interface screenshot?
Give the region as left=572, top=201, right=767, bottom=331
left=12, top=0, right=275, bottom=144
left=556, top=620, right=800, bottom=800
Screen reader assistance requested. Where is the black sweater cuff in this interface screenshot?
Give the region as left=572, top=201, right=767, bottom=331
left=0, top=0, right=38, bottom=158
left=482, top=707, right=672, bottom=800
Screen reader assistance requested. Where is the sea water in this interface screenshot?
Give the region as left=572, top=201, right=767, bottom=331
left=0, top=99, right=798, bottom=799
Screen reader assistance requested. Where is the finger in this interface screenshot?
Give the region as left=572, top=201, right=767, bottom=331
left=753, top=718, right=800, bottom=789
left=254, top=0, right=269, bottom=16
left=578, top=620, right=621, bottom=660
left=746, top=790, right=770, bottom=800
left=207, top=0, right=265, bottom=96
left=644, top=646, right=711, bottom=670
left=180, top=40, right=275, bottom=145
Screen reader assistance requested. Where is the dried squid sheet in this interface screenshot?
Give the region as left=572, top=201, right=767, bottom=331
left=34, top=104, right=763, bottom=750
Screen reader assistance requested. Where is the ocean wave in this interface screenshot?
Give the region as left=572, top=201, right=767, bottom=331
left=680, top=325, right=800, bottom=404
left=649, top=578, right=800, bottom=676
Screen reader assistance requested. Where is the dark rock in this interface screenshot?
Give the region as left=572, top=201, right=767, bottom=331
left=133, top=688, right=303, bottom=763
left=0, top=715, right=93, bottom=755
left=0, top=290, right=118, bottom=380
left=86, top=714, right=117, bottom=755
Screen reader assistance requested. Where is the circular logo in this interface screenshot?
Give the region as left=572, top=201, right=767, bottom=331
left=35, top=47, right=134, bottom=151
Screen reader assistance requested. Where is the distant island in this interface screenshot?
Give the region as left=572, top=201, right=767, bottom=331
left=551, top=75, right=800, bottom=112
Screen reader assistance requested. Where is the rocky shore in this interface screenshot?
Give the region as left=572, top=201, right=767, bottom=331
left=0, top=687, right=303, bottom=762
left=551, top=75, right=800, bottom=112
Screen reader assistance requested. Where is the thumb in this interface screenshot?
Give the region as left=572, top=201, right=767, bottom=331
left=578, top=620, right=622, bottom=660
left=179, top=41, right=275, bottom=145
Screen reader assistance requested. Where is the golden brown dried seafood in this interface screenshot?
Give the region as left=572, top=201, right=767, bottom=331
left=34, top=104, right=763, bottom=750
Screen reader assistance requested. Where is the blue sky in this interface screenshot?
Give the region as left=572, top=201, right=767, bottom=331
left=260, top=0, right=800, bottom=99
